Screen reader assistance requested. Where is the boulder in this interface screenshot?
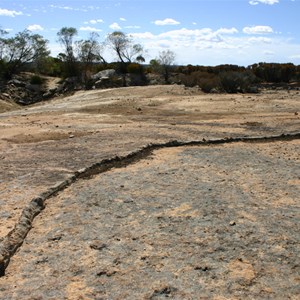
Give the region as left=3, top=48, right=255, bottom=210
left=8, top=79, right=26, bottom=87
left=95, top=77, right=111, bottom=88
left=91, top=69, right=116, bottom=81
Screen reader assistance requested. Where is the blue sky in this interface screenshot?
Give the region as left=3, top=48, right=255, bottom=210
left=1, top=0, right=300, bottom=66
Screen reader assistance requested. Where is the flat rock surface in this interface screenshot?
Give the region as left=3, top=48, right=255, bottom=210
left=1, top=141, right=300, bottom=299
left=0, top=85, right=299, bottom=299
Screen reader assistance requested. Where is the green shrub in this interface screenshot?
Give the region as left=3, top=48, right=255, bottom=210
left=200, top=77, right=220, bottom=93
left=127, top=63, right=142, bottom=74
left=30, top=74, right=44, bottom=85
left=179, top=71, right=220, bottom=93
left=220, top=71, right=257, bottom=93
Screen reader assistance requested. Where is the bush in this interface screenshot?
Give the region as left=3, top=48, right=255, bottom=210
left=199, top=77, right=221, bottom=93
left=178, top=71, right=220, bottom=93
left=127, top=63, right=142, bottom=74
left=251, top=63, right=296, bottom=83
left=30, top=75, right=44, bottom=85
left=0, top=60, right=7, bottom=80
left=129, top=73, right=148, bottom=86
left=220, top=71, right=257, bottom=93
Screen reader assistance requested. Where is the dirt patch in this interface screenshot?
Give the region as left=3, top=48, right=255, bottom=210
left=3, top=131, right=90, bottom=144
left=0, top=100, right=20, bottom=113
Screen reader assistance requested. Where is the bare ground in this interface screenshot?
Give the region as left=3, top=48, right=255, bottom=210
left=0, top=85, right=299, bottom=299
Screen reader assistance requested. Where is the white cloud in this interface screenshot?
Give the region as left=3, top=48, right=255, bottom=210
left=50, top=5, right=73, bottom=10
left=125, top=25, right=141, bottom=29
left=157, top=28, right=222, bottom=43
left=249, top=0, right=279, bottom=5
left=154, top=18, right=180, bottom=26
left=128, top=26, right=290, bottom=65
left=130, top=27, right=238, bottom=45
left=49, top=5, right=88, bottom=12
left=216, top=27, right=239, bottom=34
left=88, top=19, right=104, bottom=24
left=247, top=37, right=272, bottom=43
left=109, top=22, right=122, bottom=30
left=79, top=26, right=102, bottom=32
left=129, top=32, right=155, bottom=39
left=263, top=50, right=275, bottom=55
left=27, top=24, right=44, bottom=32
left=289, top=54, right=300, bottom=59
left=120, top=17, right=126, bottom=21
left=243, top=25, right=273, bottom=34
left=83, top=5, right=100, bottom=11
left=0, top=8, right=23, bottom=17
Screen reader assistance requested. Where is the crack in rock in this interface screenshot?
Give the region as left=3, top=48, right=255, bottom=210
left=0, top=132, right=299, bottom=276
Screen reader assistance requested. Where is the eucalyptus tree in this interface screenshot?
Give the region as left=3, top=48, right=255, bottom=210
left=75, top=32, right=106, bottom=86
left=1, top=29, right=49, bottom=79
left=106, top=31, right=144, bottom=63
left=157, top=50, right=176, bottom=83
left=57, top=27, right=78, bottom=77
left=0, top=28, right=7, bottom=78
left=106, top=31, right=144, bottom=85
left=0, top=28, right=8, bottom=60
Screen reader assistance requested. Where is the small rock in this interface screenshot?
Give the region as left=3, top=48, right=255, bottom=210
left=8, top=79, right=26, bottom=87
left=229, top=221, right=236, bottom=226
left=69, top=134, right=75, bottom=138
left=48, top=234, right=63, bottom=241
left=90, top=241, right=108, bottom=251
left=96, top=268, right=117, bottom=277
left=35, top=257, right=49, bottom=264
left=194, top=266, right=209, bottom=271
left=124, top=199, right=134, bottom=203
left=150, top=286, right=177, bottom=298
left=42, top=91, right=54, bottom=99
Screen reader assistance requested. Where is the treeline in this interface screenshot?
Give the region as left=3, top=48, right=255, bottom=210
left=0, top=27, right=178, bottom=89
left=0, top=27, right=147, bottom=80
left=175, top=63, right=300, bottom=93
left=1, top=26, right=299, bottom=93
left=175, top=63, right=299, bottom=83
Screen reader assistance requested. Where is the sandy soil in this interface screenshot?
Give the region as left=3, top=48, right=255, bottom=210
left=0, top=85, right=299, bottom=299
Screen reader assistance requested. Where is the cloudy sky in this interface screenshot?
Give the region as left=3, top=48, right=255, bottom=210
left=1, top=0, right=300, bottom=66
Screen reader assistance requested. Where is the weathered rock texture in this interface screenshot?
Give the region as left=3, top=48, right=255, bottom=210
left=0, top=85, right=299, bottom=299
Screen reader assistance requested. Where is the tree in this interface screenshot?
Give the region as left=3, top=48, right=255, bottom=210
left=1, top=30, right=49, bottom=79
left=251, top=62, right=296, bottom=83
left=75, top=32, right=106, bottom=86
left=106, top=31, right=144, bottom=86
left=0, top=28, right=8, bottom=60
left=157, top=50, right=176, bottom=83
left=149, top=59, right=160, bottom=73
left=0, top=28, right=8, bottom=77
left=106, top=31, right=144, bottom=63
left=136, top=55, right=145, bottom=63
left=57, top=27, right=78, bottom=77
